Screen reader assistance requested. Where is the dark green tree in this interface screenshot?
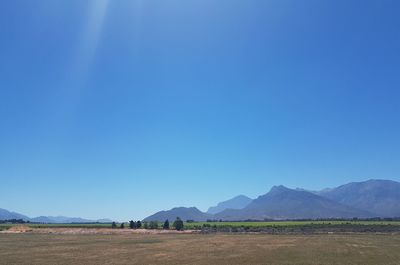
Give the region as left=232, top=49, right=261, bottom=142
left=173, top=217, right=184, bottom=231
left=129, top=220, right=136, bottom=229
left=163, top=219, right=170, bottom=230
left=120, top=222, right=125, bottom=229
left=111, top=222, right=117, bottom=229
left=136, top=220, right=142, bottom=229
left=143, top=221, right=149, bottom=229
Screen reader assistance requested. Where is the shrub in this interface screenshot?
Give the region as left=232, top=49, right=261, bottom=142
left=149, top=221, right=159, bottom=229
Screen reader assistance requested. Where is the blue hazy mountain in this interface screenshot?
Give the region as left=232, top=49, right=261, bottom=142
left=0, top=208, right=30, bottom=221
left=144, top=179, right=400, bottom=221
left=30, top=216, right=112, bottom=224
left=143, top=207, right=212, bottom=222
left=318, top=179, right=400, bottom=217
left=214, top=186, right=373, bottom=220
left=0, top=208, right=111, bottom=223
left=207, top=195, right=253, bottom=215
left=4, top=179, right=400, bottom=222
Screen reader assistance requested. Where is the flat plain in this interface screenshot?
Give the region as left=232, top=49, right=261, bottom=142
left=1, top=233, right=399, bottom=265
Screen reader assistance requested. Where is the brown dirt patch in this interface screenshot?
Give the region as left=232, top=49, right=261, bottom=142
left=4, top=225, right=33, bottom=233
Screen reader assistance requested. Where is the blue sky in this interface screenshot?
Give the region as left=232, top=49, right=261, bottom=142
left=1, top=0, right=399, bottom=221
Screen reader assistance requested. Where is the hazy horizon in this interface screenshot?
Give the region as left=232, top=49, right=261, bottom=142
left=1, top=0, right=400, bottom=221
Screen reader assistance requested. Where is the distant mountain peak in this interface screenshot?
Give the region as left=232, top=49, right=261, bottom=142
left=207, top=195, right=252, bottom=215
left=171, top=206, right=202, bottom=212
left=265, top=185, right=295, bottom=197
left=270, top=185, right=290, bottom=192
left=235, top=194, right=251, bottom=199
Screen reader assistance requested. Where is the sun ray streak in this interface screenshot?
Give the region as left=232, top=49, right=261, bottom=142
left=76, top=0, right=109, bottom=83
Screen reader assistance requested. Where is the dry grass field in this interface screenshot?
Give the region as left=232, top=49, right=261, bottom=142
left=1, top=232, right=399, bottom=265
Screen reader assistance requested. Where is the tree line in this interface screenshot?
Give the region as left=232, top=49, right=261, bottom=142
left=111, top=217, right=184, bottom=231
left=0, top=219, right=28, bottom=224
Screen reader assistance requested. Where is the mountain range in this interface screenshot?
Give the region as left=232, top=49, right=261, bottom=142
left=144, top=179, right=400, bottom=221
left=3, top=179, right=400, bottom=223
left=0, top=209, right=112, bottom=223
left=317, top=179, right=400, bottom=217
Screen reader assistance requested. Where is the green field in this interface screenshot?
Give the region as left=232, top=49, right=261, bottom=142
left=184, top=220, right=400, bottom=229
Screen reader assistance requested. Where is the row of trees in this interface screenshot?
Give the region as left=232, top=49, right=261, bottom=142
left=0, top=219, right=28, bottom=224
left=111, top=217, right=184, bottom=231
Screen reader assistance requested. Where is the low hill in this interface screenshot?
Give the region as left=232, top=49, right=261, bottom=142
left=143, top=207, right=212, bottom=222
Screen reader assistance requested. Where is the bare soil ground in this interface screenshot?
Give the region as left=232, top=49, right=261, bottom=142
left=3, top=225, right=33, bottom=233
left=0, top=232, right=399, bottom=265
left=0, top=226, right=194, bottom=235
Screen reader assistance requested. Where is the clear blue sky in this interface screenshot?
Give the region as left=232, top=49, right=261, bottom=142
left=1, top=0, right=399, bottom=221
